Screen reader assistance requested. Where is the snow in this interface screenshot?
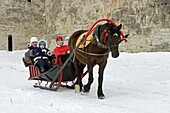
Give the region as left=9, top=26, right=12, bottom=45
left=0, top=50, right=170, bottom=113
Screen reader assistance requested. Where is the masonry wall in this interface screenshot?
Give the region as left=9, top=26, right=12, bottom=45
left=0, top=0, right=45, bottom=50
left=45, top=0, right=170, bottom=52
left=0, top=0, right=170, bottom=52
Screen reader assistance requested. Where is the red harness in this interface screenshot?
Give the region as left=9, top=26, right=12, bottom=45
left=103, top=30, right=108, bottom=44
left=103, top=28, right=128, bottom=44
left=84, top=18, right=128, bottom=43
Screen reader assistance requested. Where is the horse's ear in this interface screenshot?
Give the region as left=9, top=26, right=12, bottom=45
left=125, top=34, right=130, bottom=38
left=117, top=24, right=122, bottom=30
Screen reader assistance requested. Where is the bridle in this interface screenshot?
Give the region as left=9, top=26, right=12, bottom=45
left=96, top=28, right=128, bottom=49
left=94, top=27, right=121, bottom=49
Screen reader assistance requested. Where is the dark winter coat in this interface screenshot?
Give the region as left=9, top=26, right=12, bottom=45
left=27, top=45, right=42, bottom=58
left=33, top=48, right=51, bottom=61
left=23, top=45, right=41, bottom=67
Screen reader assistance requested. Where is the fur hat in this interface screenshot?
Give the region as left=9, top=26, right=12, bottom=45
left=30, top=37, right=38, bottom=43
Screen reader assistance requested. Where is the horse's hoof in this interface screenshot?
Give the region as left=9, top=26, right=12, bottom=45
left=98, top=93, right=106, bottom=99
left=98, top=94, right=106, bottom=99
left=81, top=86, right=90, bottom=95
left=81, top=91, right=89, bottom=95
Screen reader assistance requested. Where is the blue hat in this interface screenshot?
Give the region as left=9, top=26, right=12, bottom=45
left=39, top=41, right=46, bottom=47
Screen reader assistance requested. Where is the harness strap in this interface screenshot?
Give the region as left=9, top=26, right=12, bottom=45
left=57, top=57, right=63, bottom=89
left=103, top=30, right=108, bottom=43
left=95, top=36, right=108, bottom=49
left=77, top=48, right=109, bottom=56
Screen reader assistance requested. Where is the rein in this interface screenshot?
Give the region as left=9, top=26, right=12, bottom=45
left=77, top=48, right=109, bottom=56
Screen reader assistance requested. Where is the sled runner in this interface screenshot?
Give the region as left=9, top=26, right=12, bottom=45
left=27, top=54, right=76, bottom=90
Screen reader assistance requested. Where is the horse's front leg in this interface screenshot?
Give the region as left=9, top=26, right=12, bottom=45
left=97, top=61, right=107, bottom=99
left=82, top=65, right=94, bottom=93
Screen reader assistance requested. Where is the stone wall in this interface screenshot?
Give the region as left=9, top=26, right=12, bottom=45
left=0, top=0, right=170, bottom=52
left=45, top=0, right=170, bottom=52
left=0, top=0, right=45, bottom=50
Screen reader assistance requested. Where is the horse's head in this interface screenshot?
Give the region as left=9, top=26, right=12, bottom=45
left=106, top=23, right=122, bottom=58
left=96, top=23, right=128, bottom=58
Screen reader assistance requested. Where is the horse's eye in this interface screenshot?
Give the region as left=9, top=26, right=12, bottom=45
left=113, top=33, right=118, bottom=37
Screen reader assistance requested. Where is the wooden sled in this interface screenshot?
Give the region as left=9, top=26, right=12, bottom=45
left=27, top=54, right=76, bottom=90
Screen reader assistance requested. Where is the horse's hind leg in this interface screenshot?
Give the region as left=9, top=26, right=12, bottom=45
left=74, top=60, right=85, bottom=92
left=82, top=65, right=94, bottom=93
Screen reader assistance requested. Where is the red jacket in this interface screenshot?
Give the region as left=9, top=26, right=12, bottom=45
left=53, top=45, right=69, bottom=64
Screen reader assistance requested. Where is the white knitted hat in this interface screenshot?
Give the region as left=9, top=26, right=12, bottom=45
left=30, top=37, right=38, bottom=43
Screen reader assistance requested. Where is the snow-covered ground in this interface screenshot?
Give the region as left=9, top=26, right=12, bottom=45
left=0, top=50, right=170, bottom=113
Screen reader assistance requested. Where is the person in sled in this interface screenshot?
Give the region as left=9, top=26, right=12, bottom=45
left=23, top=36, right=40, bottom=67
left=53, top=35, right=70, bottom=65
left=54, top=36, right=74, bottom=88
left=33, top=40, right=53, bottom=73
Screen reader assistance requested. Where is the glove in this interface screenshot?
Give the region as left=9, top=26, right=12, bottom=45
left=42, top=49, right=47, bottom=53
left=66, top=50, right=70, bottom=53
left=27, top=44, right=32, bottom=49
left=47, top=51, right=53, bottom=56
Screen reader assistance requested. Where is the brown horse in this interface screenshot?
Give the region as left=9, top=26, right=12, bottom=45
left=68, top=22, right=128, bottom=99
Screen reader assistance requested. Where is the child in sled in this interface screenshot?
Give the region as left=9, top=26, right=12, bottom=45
left=33, top=40, right=53, bottom=73
left=53, top=36, right=70, bottom=65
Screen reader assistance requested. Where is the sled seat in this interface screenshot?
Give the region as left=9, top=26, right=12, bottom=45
left=28, top=65, right=41, bottom=80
